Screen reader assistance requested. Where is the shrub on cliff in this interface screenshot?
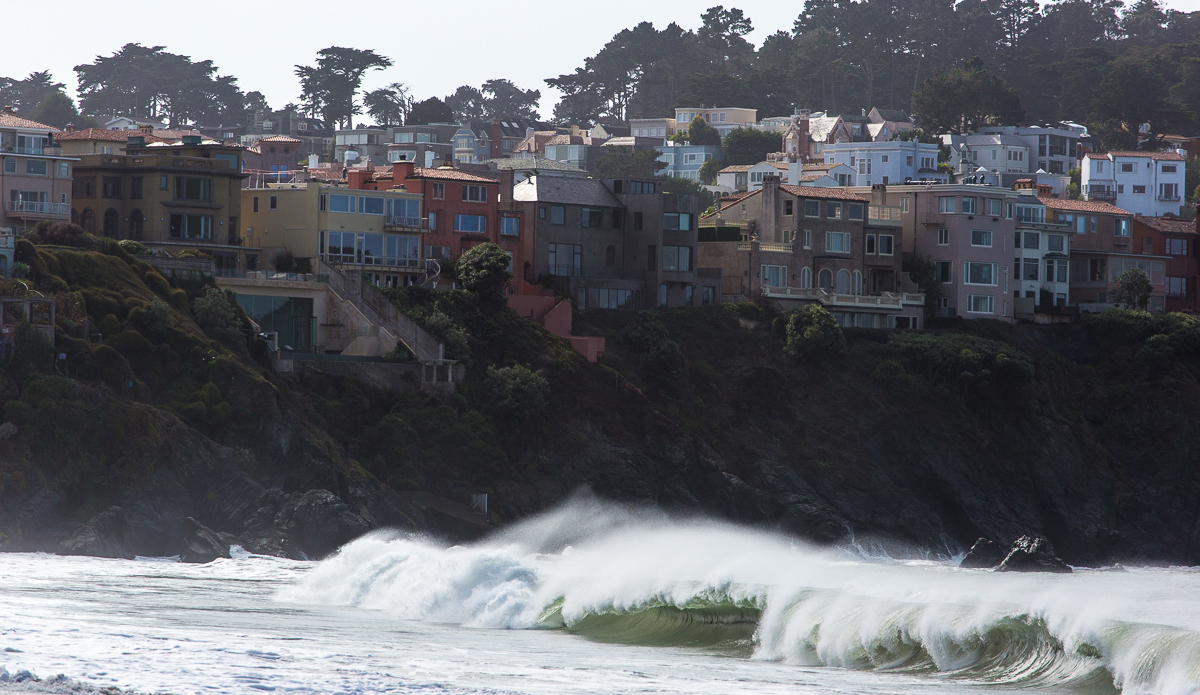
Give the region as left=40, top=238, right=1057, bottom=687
left=24, top=222, right=97, bottom=249
left=784, top=305, right=847, bottom=364
left=456, top=243, right=512, bottom=304
left=192, top=287, right=245, bottom=354
left=887, top=332, right=1033, bottom=399
left=622, top=312, right=683, bottom=384
left=475, top=364, right=549, bottom=427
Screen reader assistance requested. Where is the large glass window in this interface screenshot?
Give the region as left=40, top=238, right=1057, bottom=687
left=1047, top=235, right=1064, bottom=252
left=1022, top=259, right=1039, bottom=281
left=327, top=195, right=354, bottom=213
left=387, top=198, right=421, bottom=224
left=877, top=234, right=894, bottom=255
left=760, top=265, right=787, bottom=288
left=174, top=177, right=213, bottom=202
left=804, top=200, right=819, bottom=217
left=359, top=196, right=385, bottom=214
left=548, top=243, right=582, bottom=276
left=501, top=217, right=520, bottom=236
left=582, top=208, right=604, bottom=227
left=848, top=203, right=864, bottom=221
left=961, top=197, right=977, bottom=214
left=663, top=213, right=692, bottom=231
left=825, top=231, right=851, bottom=253
left=663, top=245, right=692, bottom=272
left=385, top=235, right=420, bottom=266
left=971, top=229, right=993, bottom=247
left=965, top=262, right=997, bottom=285
left=550, top=206, right=565, bottom=225
left=938, top=197, right=956, bottom=213
left=968, top=294, right=994, bottom=314
left=462, top=184, right=488, bottom=202
left=454, top=214, right=486, bottom=233
left=1022, top=231, right=1039, bottom=249
left=169, top=213, right=213, bottom=239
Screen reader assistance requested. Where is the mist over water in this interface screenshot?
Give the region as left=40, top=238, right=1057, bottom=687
left=3, top=496, right=1200, bottom=694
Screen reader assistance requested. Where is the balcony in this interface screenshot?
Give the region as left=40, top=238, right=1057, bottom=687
left=384, top=216, right=429, bottom=231
left=867, top=205, right=903, bottom=226
left=5, top=200, right=70, bottom=218
left=737, top=241, right=793, bottom=254
left=763, top=286, right=925, bottom=308
left=1084, top=187, right=1116, bottom=203
left=327, top=256, right=435, bottom=272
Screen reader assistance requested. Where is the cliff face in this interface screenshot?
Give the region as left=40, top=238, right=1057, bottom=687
left=2, top=244, right=1198, bottom=565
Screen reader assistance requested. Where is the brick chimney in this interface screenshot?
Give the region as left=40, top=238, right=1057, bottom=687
left=347, top=168, right=373, bottom=190
left=64, top=123, right=76, bottom=134
left=499, top=168, right=515, bottom=205
left=392, top=160, right=416, bottom=183
left=139, top=123, right=153, bottom=135
left=490, top=118, right=503, bottom=159
left=871, top=183, right=887, bottom=206
left=1, top=105, right=14, bottom=115
left=761, top=174, right=781, bottom=243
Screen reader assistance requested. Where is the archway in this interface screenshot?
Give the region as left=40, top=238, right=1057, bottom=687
left=818, top=268, right=832, bottom=291
left=836, top=269, right=851, bottom=294
left=80, top=208, right=96, bottom=234
left=128, top=209, right=145, bottom=240
left=102, top=208, right=119, bottom=237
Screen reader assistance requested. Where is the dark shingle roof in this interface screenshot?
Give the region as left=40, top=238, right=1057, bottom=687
left=513, top=176, right=623, bottom=207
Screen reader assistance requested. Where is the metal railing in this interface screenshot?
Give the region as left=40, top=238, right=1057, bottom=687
left=764, top=286, right=925, bottom=307
left=214, top=269, right=330, bottom=283
left=4, top=200, right=70, bottom=216
left=384, top=216, right=428, bottom=230
left=317, top=259, right=444, bottom=362
left=1158, top=194, right=1181, bottom=202
left=736, top=242, right=793, bottom=253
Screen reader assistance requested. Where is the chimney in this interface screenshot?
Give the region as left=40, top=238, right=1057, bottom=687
left=347, top=168, right=373, bottom=190
left=392, top=160, right=416, bottom=183
left=1, top=105, right=13, bottom=114
left=139, top=123, right=153, bottom=135
left=65, top=123, right=76, bottom=134
left=499, top=168, right=514, bottom=205
left=490, top=118, right=503, bottom=159
left=871, top=183, right=887, bottom=206
left=762, top=174, right=781, bottom=243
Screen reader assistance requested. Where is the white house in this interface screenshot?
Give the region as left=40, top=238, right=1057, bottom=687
left=1081, top=151, right=1187, bottom=217
left=942, top=134, right=1031, bottom=174
left=977, top=124, right=1083, bottom=175
left=786, top=161, right=855, bottom=187
left=1010, top=192, right=1072, bottom=309
left=104, top=116, right=168, bottom=131
left=825, top=140, right=946, bottom=186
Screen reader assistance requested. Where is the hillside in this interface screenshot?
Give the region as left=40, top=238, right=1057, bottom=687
left=2, top=243, right=1200, bottom=565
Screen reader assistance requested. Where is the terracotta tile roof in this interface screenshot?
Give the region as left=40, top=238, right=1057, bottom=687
left=780, top=185, right=868, bottom=201
left=710, top=190, right=758, bottom=214
left=1038, top=196, right=1130, bottom=215
left=1133, top=216, right=1198, bottom=235
left=259, top=135, right=301, bottom=143
left=1085, top=151, right=1186, bottom=161
left=55, top=128, right=165, bottom=143
left=803, top=162, right=840, bottom=171
left=0, top=112, right=55, bottom=130
left=769, top=161, right=788, bottom=170
left=799, top=173, right=829, bottom=182
left=719, top=164, right=752, bottom=173
left=409, top=166, right=498, bottom=183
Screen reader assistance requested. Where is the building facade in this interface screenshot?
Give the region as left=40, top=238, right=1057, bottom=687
left=1132, top=216, right=1198, bottom=312
left=825, top=141, right=946, bottom=186
left=0, top=108, right=75, bottom=234
left=977, top=124, right=1082, bottom=175
left=674, top=107, right=757, bottom=138
left=1081, top=151, right=1187, bottom=217
left=656, top=143, right=722, bottom=180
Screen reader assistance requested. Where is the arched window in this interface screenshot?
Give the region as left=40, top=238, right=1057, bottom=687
left=853, top=270, right=862, bottom=295
left=818, top=268, right=832, bottom=290
left=80, top=208, right=96, bottom=234
left=128, top=209, right=145, bottom=240
left=800, top=267, right=812, bottom=289
left=102, top=208, right=119, bottom=238
left=605, top=244, right=616, bottom=267
left=836, top=269, right=851, bottom=294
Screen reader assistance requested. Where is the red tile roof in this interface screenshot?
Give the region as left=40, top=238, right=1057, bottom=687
left=0, top=112, right=55, bottom=130
left=1085, top=151, right=1186, bottom=161
left=55, top=128, right=168, bottom=143
left=409, top=166, right=498, bottom=183
left=1038, top=196, right=1130, bottom=215
left=780, top=185, right=869, bottom=201
left=1133, top=216, right=1198, bottom=235
left=258, top=135, right=301, bottom=143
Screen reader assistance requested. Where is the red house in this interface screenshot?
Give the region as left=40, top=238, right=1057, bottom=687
left=1132, top=215, right=1200, bottom=313
left=348, top=161, right=524, bottom=287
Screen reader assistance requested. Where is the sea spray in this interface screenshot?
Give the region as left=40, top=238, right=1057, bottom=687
left=280, top=498, right=1200, bottom=693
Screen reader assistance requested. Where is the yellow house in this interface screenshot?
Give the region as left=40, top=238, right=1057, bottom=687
left=241, top=182, right=427, bottom=287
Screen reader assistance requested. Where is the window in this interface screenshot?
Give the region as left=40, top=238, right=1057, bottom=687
left=328, top=194, right=354, bottom=212
left=359, top=196, right=384, bottom=214
left=784, top=200, right=793, bottom=216
left=1022, top=259, right=1039, bottom=281
left=169, top=213, right=213, bottom=240
left=428, top=212, right=437, bottom=231
left=968, top=294, right=995, bottom=314
left=174, top=177, right=213, bottom=202
left=938, top=197, right=956, bottom=213
left=629, top=181, right=656, bottom=194
left=1047, top=235, right=1064, bottom=252
left=1162, top=164, right=1178, bottom=173
left=548, top=243, right=582, bottom=276
left=396, top=132, right=415, bottom=143
left=269, top=195, right=279, bottom=210
left=454, top=214, right=486, bottom=233
left=659, top=284, right=668, bottom=307
left=581, top=208, right=603, bottom=227
left=881, top=155, right=889, bottom=163
left=937, top=228, right=949, bottom=245
left=1164, top=238, right=1187, bottom=255
left=1166, top=276, right=1188, bottom=297
left=971, top=229, right=993, bottom=247
left=1121, top=162, right=1135, bottom=173
left=102, top=176, right=121, bottom=198
left=987, top=199, right=1001, bottom=216
left=2, top=159, right=13, bottom=173
left=1046, top=259, right=1069, bottom=283
left=663, top=213, right=692, bottom=231
left=1143, top=237, right=1155, bottom=255
left=877, top=235, right=894, bottom=255
left=848, top=203, right=864, bottom=221
left=825, top=231, right=851, bottom=253
left=1160, top=183, right=1179, bottom=200
left=130, top=177, right=142, bottom=199
left=501, top=217, right=520, bottom=236
left=800, top=267, right=812, bottom=288
left=760, top=264, right=787, bottom=287
left=1115, top=218, right=1130, bottom=237
left=612, top=209, right=624, bottom=228
left=802, top=230, right=812, bottom=249
left=550, top=206, right=565, bottom=225
left=663, top=245, right=692, bottom=271
left=826, top=202, right=842, bottom=219
left=1005, top=203, right=1014, bottom=219
left=804, top=199, right=820, bottom=217
left=586, top=288, right=634, bottom=310
left=906, top=156, right=914, bottom=167
left=73, top=176, right=96, bottom=198
left=866, top=234, right=876, bottom=254
left=634, top=212, right=644, bottom=230
left=1133, top=185, right=1146, bottom=194
left=432, top=183, right=445, bottom=200
left=965, top=262, right=997, bottom=285
left=57, top=161, right=70, bottom=178
left=1021, top=231, right=1038, bottom=249
left=935, top=261, right=952, bottom=283
left=462, top=184, right=487, bottom=202
left=702, top=286, right=715, bottom=305
left=426, top=244, right=450, bottom=260
left=961, top=197, right=977, bottom=214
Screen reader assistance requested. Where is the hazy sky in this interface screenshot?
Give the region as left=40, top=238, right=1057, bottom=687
left=10, top=0, right=1200, bottom=122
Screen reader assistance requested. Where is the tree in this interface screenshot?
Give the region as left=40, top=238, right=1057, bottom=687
left=722, top=127, right=780, bottom=166
left=408, top=97, right=453, bottom=125
left=912, top=57, right=1025, bottom=134
left=784, top=305, right=847, bottom=364
left=592, top=148, right=667, bottom=179
left=456, top=243, right=512, bottom=303
left=658, top=176, right=715, bottom=210
left=698, top=157, right=724, bottom=184
left=243, top=91, right=270, bottom=121
left=192, top=287, right=245, bottom=354
left=446, top=80, right=541, bottom=122
left=1090, top=56, right=1189, bottom=149
left=0, top=71, right=65, bottom=116
left=476, top=365, right=549, bottom=428
left=32, top=92, right=81, bottom=129
left=681, top=115, right=722, bottom=146
left=903, top=252, right=943, bottom=318
left=1112, top=267, right=1153, bottom=310
left=295, top=47, right=392, bottom=130
left=445, top=85, right=485, bottom=121
left=363, top=82, right=412, bottom=126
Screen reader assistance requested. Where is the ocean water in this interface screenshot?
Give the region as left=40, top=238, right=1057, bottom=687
left=3, top=499, right=1200, bottom=694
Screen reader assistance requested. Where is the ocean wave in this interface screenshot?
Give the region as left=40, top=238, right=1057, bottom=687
left=280, top=501, right=1200, bottom=694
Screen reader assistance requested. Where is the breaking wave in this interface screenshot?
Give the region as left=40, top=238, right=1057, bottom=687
left=280, top=496, right=1200, bottom=694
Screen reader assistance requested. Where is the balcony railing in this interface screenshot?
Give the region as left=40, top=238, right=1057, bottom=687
left=4, top=200, right=70, bottom=217
left=8, top=147, right=44, bottom=155
left=736, top=242, right=793, bottom=253
left=764, top=286, right=925, bottom=308
left=384, top=216, right=428, bottom=230
left=1084, top=187, right=1116, bottom=202
left=1158, top=194, right=1181, bottom=202
left=326, top=254, right=433, bottom=270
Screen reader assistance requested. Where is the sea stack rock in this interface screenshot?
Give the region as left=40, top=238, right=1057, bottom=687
left=180, top=517, right=231, bottom=564
left=996, top=535, right=1072, bottom=573
left=58, top=507, right=135, bottom=560
left=959, top=538, right=1007, bottom=569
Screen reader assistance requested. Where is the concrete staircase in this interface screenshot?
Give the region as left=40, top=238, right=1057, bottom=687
left=318, top=260, right=444, bottom=362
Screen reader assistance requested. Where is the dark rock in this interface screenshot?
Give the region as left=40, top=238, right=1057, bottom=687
left=58, top=507, right=135, bottom=560
left=960, top=538, right=1007, bottom=569
left=997, top=535, right=1073, bottom=573
left=180, top=517, right=231, bottom=563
